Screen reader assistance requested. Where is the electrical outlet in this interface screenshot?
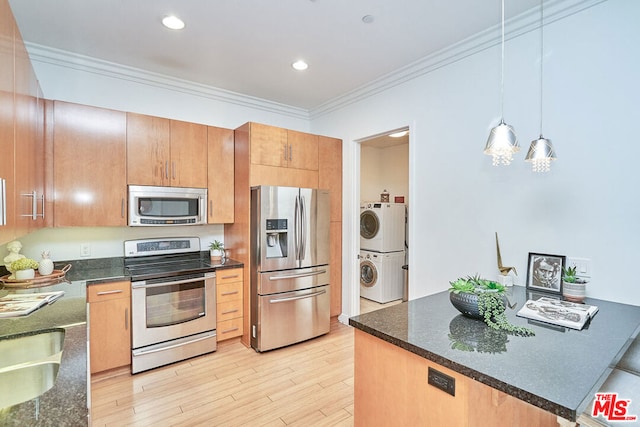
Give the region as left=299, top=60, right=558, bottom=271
left=80, top=243, right=91, bottom=257
left=566, top=257, right=591, bottom=278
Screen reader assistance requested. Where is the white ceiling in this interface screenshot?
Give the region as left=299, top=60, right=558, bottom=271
left=8, top=0, right=541, bottom=111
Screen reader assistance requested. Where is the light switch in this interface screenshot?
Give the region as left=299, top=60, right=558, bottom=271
left=567, top=257, right=591, bottom=278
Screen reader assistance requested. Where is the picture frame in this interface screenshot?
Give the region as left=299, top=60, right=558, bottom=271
left=526, top=253, right=566, bottom=295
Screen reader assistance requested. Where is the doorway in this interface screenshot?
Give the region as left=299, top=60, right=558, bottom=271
left=357, top=127, right=410, bottom=314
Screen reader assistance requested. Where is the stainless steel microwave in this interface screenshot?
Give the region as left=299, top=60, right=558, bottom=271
left=128, top=185, right=207, bottom=226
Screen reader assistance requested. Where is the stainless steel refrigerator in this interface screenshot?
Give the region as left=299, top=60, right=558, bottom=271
left=250, top=185, right=331, bottom=352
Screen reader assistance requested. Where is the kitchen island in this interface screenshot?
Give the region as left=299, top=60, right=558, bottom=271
left=349, top=286, right=640, bottom=426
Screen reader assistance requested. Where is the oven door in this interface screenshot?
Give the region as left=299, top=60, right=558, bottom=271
left=131, top=272, right=216, bottom=349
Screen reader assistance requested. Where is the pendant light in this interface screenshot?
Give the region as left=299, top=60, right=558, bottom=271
left=484, top=0, right=519, bottom=166
left=525, top=0, right=556, bottom=172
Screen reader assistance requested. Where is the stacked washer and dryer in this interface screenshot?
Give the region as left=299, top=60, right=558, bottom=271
left=359, top=202, right=406, bottom=303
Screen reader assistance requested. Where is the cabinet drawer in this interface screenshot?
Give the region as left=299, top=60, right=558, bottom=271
left=217, top=318, right=243, bottom=341
left=217, top=299, right=243, bottom=322
left=87, top=281, right=131, bottom=303
left=216, top=268, right=243, bottom=285
left=217, top=281, right=243, bottom=304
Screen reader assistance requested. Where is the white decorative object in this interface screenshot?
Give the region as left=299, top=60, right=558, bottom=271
left=4, top=240, right=26, bottom=273
left=39, top=251, right=55, bottom=276
left=15, top=269, right=35, bottom=280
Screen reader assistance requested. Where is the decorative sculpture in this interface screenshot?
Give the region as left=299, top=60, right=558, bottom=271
left=495, top=232, right=516, bottom=276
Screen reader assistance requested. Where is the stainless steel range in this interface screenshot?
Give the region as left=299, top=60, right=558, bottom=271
left=125, top=237, right=217, bottom=374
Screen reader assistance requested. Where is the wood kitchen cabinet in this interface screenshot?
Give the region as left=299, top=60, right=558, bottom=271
left=207, top=126, right=234, bottom=223
left=216, top=267, right=243, bottom=341
left=246, top=122, right=319, bottom=188
left=0, top=0, right=15, bottom=245
left=88, top=280, right=131, bottom=374
left=53, top=101, right=127, bottom=226
left=126, top=112, right=208, bottom=188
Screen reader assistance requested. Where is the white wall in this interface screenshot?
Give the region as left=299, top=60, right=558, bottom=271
left=360, top=144, right=409, bottom=204
left=311, top=0, right=640, bottom=318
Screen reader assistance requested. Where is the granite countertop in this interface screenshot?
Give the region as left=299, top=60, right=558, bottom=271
left=349, top=286, right=640, bottom=421
left=0, top=254, right=243, bottom=426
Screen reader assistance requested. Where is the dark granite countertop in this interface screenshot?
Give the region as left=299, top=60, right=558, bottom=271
left=0, top=254, right=243, bottom=426
left=349, top=286, right=640, bottom=421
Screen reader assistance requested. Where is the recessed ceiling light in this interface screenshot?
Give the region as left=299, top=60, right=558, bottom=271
left=292, top=60, right=309, bottom=71
left=162, top=15, right=185, bottom=30
left=389, top=131, right=408, bottom=138
left=362, top=15, right=375, bottom=24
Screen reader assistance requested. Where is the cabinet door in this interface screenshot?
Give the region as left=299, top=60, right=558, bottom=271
left=250, top=122, right=288, bottom=168
left=287, top=130, right=318, bottom=171
left=169, top=119, right=208, bottom=188
left=207, top=126, right=234, bottom=223
left=0, top=0, right=15, bottom=244
left=53, top=101, right=127, bottom=226
left=126, top=112, right=170, bottom=186
left=88, top=281, right=131, bottom=374
left=318, top=136, right=342, bottom=222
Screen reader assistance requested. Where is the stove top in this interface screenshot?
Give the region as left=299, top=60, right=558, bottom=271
left=124, top=237, right=215, bottom=281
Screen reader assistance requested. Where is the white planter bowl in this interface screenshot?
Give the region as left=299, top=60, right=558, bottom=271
left=15, top=269, right=35, bottom=280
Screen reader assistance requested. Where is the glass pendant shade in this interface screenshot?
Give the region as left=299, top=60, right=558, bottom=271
left=484, top=120, right=520, bottom=166
left=525, top=136, right=556, bottom=172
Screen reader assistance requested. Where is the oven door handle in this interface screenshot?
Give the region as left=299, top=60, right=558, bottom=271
left=132, top=334, right=215, bottom=356
left=269, top=289, right=326, bottom=304
left=132, top=276, right=206, bottom=289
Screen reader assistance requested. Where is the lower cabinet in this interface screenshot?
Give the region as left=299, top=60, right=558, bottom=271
left=216, top=268, right=243, bottom=341
left=87, top=280, right=131, bottom=374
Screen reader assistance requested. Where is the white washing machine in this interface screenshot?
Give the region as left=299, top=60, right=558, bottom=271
left=360, top=202, right=405, bottom=252
left=360, top=250, right=405, bottom=303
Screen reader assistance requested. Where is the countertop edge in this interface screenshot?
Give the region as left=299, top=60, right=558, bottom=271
left=349, top=317, right=576, bottom=421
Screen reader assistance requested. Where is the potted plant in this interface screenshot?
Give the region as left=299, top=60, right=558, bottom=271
left=209, top=240, right=224, bottom=260
left=10, top=258, right=40, bottom=280
left=562, top=266, right=588, bottom=303
left=449, top=275, right=535, bottom=336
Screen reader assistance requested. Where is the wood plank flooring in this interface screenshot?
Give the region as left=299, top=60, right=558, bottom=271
left=90, top=319, right=354, bottom=427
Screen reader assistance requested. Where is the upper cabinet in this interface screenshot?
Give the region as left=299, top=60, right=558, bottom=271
left=0, top=0, right=45, bottom=245
left=207, top=126, right=234, bottom=224
left=245, top=122, right=319, bottom=188
left=126, top=113, right=207, bottom=188
left=53, top=101, right=127, bottom=227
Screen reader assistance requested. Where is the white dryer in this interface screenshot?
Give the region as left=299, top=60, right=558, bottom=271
left=360, top=202, right=405, bottom=252
left=360, top=250, right=405, bottom=303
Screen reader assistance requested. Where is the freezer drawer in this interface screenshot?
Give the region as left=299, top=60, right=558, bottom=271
left=251, top=284, right=330, bottom=352
left=257, top=266, right=330, bottom=295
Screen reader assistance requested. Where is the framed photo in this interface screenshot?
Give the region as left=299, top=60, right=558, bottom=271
left=526, top=253, right=566, bottom=295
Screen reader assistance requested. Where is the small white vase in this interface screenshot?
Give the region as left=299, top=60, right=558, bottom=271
left=210, top=249, right=223, bottom=260
left=563, top=281, right=586, bottom=303
left=15, top=269, right=35, bottom=280
left=39, top=251, right=55, bottom=276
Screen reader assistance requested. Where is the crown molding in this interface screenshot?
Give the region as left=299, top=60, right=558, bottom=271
left=25, top=43, right=310, bottom=121
left=309, top=0, right=606, bottom=120
left=24, top=0, right=604, bottom=122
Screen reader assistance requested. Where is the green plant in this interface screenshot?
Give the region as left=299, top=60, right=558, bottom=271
left=10, top=258, right=39, bottom=271
left=209, top=240, right=224, bottom=251
left=449, top=275, right=535, bottom=337
left=562, top=265, right=577, bottom=283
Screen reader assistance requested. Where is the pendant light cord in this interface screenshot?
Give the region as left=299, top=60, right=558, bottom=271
left=539, top=0, right=544, bottom=137
left=500, top=0, right=505, bottom=120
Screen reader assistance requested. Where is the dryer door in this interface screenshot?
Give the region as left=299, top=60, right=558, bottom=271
left=360, top=260, right=378, bottom=287
left=360, top=210, right=380, bottom=239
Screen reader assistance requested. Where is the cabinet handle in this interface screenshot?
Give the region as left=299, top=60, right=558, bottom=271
left=172, top=161, right=176, bottom=180
left=121, top=198, right=125, bottom=218
left=165, top=161, right=169, bottom=180
left=96, top=289, right=124, bottom=296
left=221, top=327, right=239, bottom=334
left=221, top=290, right=239, bottom=296
left=222, top=309, right=239, bottom=315
left=289, top=144, right=292, bottom=161
left=40, top=193, right=45, bottom=220
left=0, top=178, right=5, bottom=226
left=221, top=274, right=239, bottom=280
left=125, top=308, right=129, bottom=330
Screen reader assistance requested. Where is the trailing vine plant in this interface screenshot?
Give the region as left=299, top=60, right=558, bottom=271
left=477, top=292, right=535, bottom=336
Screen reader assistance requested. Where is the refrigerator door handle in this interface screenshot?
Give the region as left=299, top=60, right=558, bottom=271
left=269, top=289, right=326, bottom=304
left=294, top=195, right=301, bottom=260
left=300, top=195, right=307, bottom=259
left=268, top=269, right=327, bottom=281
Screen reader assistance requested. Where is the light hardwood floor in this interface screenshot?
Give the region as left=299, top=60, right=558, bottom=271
left=90, top=319, right=354, bottom=427
left=359, top=297, right=402, bottom=314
